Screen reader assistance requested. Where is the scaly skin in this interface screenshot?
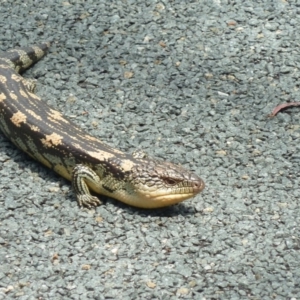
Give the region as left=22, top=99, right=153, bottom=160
left=0, top=43, right=205, bottom=208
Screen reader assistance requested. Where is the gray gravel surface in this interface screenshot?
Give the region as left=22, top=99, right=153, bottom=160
left=0, top=0, right=300, bottom=299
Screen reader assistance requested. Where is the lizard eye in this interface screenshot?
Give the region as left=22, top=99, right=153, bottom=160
left=163, top=178, right=178, bottom=185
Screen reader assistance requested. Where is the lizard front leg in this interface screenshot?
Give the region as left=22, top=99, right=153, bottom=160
left=72, top=165, right=102, bottom=208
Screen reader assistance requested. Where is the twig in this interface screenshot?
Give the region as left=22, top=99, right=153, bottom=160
left=270, top=102, right=300, bottom=117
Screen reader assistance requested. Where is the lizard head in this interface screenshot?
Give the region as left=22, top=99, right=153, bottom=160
left=120, top=158, right=205, bottom=209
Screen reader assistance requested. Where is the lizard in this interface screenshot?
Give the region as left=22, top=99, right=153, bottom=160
left=0, top=43, right=205, bottom=209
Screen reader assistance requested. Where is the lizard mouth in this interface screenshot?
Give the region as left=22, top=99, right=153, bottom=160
left=138, top=177, right=205, bottom=208
left=136, top=181, right=205, bottom=208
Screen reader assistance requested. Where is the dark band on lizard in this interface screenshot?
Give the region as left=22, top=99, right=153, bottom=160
left=0, top=43, right=205, bottom=209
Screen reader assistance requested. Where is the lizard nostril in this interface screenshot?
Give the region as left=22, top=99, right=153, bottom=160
left=193, top=179, right=205, bottom=193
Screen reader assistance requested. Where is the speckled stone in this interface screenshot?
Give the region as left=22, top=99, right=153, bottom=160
left=0, top=0, right=300, bottom=299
